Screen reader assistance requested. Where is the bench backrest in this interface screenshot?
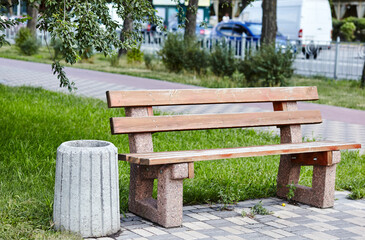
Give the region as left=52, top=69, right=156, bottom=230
left=107, top=87, right=321, bottom=135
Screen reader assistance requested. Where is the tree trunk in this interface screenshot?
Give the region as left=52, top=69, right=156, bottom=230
left=118, top=14, right=133, bottom=58
left=26, top=2, right=39, bottom=35
left=261, top=0, right=277, bottom=46
left=7, top=0, right=13, bottom=16
left=185, top=0, right=199, bottom=39
left=361, top=61, right=365, bottom=88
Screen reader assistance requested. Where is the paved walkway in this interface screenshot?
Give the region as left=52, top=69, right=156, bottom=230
left=105, top=192, right=365, bottom=240
left=1, top=58, right=365, bottom=239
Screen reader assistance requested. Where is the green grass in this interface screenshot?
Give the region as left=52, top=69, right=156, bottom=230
left=0, top=85, right=364, bottom=239
left=0, top=45, right=364, bottom=110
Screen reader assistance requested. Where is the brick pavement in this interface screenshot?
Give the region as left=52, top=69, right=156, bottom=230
left=83, top=192, right=365, bottom=240
left=1, top=58, right=365, bottom=239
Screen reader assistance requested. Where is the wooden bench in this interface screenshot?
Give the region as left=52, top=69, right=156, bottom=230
left=106, top=87, right=361, bottom=228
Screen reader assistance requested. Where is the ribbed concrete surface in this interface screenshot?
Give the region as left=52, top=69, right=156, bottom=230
left=54, top=140, right=120, bottom=237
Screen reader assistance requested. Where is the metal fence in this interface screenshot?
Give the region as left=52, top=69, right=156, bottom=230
left=140, top=32, right=365, bottom=81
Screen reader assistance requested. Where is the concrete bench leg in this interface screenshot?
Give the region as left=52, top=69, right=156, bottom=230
left=128, top=163, right=189, bottom=228
left=277, top=151, right=340, bottom=208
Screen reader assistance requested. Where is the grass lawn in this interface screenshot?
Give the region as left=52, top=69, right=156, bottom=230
left=0, top=84, right=364, bottom=239
left=0, top=45, right=364, bottom=110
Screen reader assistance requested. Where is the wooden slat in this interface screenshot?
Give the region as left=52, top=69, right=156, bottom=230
left=291, top=152, right=333, bottom=166
left=188, top=162, right=194, bottom=179
left=106, top=87, right=318, bottom=107
left=119, top=141, right=361, bottom=165
left=110, top=110, right=322, bottom=134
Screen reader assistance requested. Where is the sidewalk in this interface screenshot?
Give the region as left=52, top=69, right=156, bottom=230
left=1, top=57, right=365, bottom=239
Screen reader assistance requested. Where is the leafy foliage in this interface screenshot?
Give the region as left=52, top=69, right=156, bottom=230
left=340, top=22, right=356, bottom=42
left=144, top=53, right=156, bottom=70
left=14, top=27, right=39, bottom=56
left=183, top=38, right=208, bottom=75
left=1, top=0, right=163, bottom=91
left=242, top=200, right=272, bottom=218
left=286, top=182, right=297, bottom=202
left=209, top=40, right=236, bottom=77
left=237, top=44, right=295, bottom=87
left=127, top=45, right=144, bottom=63
left=158, top=34, right=208, bottom=74
left=158, top=33, right=185, bottom=72
left=332, top=17, right=365, bottom=41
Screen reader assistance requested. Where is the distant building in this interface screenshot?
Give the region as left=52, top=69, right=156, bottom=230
left=332, top=0, right=365, bottom=19
left=152, top=0, right=210, bottom=28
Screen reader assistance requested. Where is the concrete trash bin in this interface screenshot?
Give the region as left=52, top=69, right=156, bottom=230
left=53, top=140, right=120, bottom=237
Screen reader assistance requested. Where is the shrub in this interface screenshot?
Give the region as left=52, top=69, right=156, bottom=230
left=127, top=45, right=144, bottom=63
left=144, top=53, right=155, bottom=70
left=158, top=34, right=208, bottom=74
left=340, top=22, right=356, bottom=42
left=109, top=53, right=119, bottom=67
left=209, top=40, right=236, bottom=77
left=14, top=27, right=39, bottom=56
left=158, top=33, right=185, bottom=72
left=237, top=44, right=295, bottom=87
left=333, top=17, right=365, bottom=41
left=183, top=38, right=208, bottom=75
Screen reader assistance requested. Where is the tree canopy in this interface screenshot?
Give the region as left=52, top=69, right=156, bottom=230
left=1, top=0, right=163, bottom=90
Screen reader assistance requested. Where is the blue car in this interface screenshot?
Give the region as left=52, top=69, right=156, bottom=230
left=210, top=20, right=287, bottom=45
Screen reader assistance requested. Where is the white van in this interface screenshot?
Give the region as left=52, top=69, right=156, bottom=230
left=239, top=0, right=333, bottom=58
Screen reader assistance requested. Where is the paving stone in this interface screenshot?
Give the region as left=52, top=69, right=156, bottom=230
left=183, top=206, right=197, bottom=211
left=260, top=226, right=278, bottom=231
left=253, top=214, right=278, bottom=223
left=285, top=226, right=313, bottom=235
left=325, top=212, right=355, bottom=219
left=327, top=220, right=359, bottom=228
left=244, top=223, right=267, bottom=229
left=240, top=232, right=275, bottom=240
left=303, top=231, right=340, bottom=240
left=124, top=223, right=155, bottom=230
left=163, top=226, right=190, bottom=233
left=115, top=231, right=141, bottom=240
left=196, top=228, right=227, bottom=237
left=209, top=210, right=240, bottom=218
left=147, top=234, right=182, bottom=240
left=204, top=219, right=234, bottom=227
left=345, top=226, right=365, bottom=236
left=287, top=217, right=315, bottom=225
left=280, top=236, right=308, bottom=240
left=345, top=217, right=365, bottom=226
left=344, top=210, right=365, bottom=217
left=122, top=221, right=147, bottom=227
left=323, top=229, right=360, bottom=238
left=189, top=208, right=215, bottom=213
left=183, top=215, right=198, bottom=223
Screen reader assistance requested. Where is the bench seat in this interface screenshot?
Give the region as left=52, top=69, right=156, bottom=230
left=120, top=141, right=361, bottom=165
